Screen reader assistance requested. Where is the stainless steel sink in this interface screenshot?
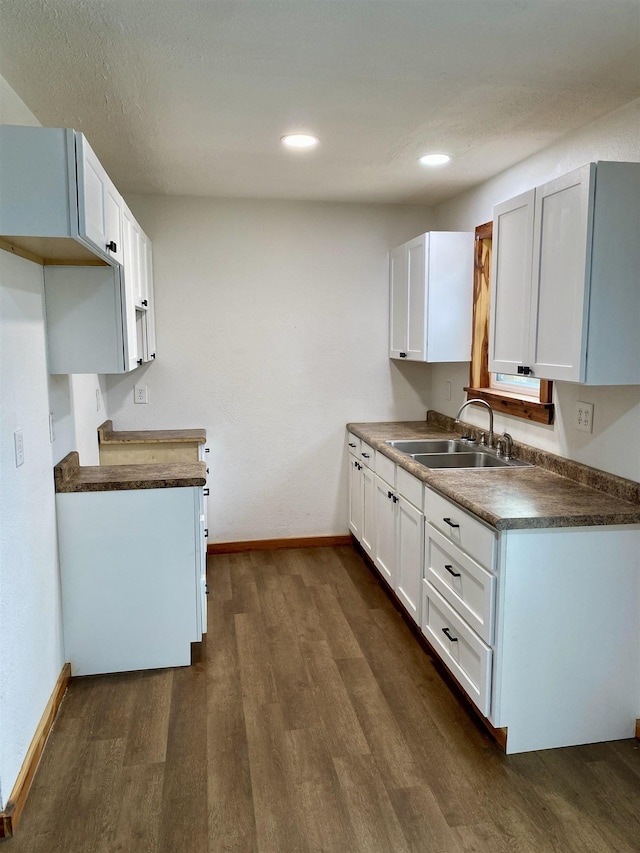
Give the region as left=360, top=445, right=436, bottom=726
left=412, top=451, right=511, bottom=468
left=385, top=439, right=470, bottom=454
left=385, top=437, right=532, bottom=469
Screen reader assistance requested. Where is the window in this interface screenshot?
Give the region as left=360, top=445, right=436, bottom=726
left=465, top=221, right=554, bottom=425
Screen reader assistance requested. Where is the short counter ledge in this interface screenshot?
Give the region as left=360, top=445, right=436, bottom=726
left=97, top=419, right=206, bottom=445
left=54, top=451, right=207, bottom=493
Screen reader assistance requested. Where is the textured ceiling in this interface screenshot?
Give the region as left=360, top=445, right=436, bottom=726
left=1, top=0, right=639, bottom=205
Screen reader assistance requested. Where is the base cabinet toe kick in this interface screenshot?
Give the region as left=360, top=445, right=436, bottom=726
left=346, top=429, right=640, bottom=753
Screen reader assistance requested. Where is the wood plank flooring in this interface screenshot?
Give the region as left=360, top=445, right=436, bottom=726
left=7, top=545, right=640, bottom=852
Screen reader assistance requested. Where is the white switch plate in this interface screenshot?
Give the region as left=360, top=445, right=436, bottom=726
left=14, top=429, right=24, bottom=466
left=134, top=384, right=148, bottom=404
left=576, top=401, right=594, bottom=433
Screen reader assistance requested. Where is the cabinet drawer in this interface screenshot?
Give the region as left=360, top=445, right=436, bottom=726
left=425, top=489, right=496, bottom=570
left=397, top=466, right=423, bottom=510
left=425, top=523, right=495, bottom=644
left=422, top=580, right=492, bottom=716
left=376, top=451, right=396, bottom=488
left=347, top=433, right=361, bottom=455
left=359, top=441, right=375, bottom=468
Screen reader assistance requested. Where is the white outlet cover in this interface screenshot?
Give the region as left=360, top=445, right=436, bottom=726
left=575, top=401, right=594, bottom=433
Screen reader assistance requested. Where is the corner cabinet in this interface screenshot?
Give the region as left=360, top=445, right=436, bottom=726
left=490, top=161, right=640, bottom=384
left=0, top=126, right=157, bottom=373
left=389, top=231, right=474, bottom=362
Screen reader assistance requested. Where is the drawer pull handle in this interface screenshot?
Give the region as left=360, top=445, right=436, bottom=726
left=361, top=453, right=370, bottom=458
left=444, top=564, right=461, bottom=577
left=443, top=517, right=460, bottom=529
left=348, top=442, right=356, bottom=447
left=442, top=627, right=458, bottom=642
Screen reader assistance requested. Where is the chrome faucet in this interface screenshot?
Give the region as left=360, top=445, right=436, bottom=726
left=455, top=399, right=495, bottom=448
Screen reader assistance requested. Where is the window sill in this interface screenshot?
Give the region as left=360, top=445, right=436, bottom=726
left=464, top=387, right=554, bottom=425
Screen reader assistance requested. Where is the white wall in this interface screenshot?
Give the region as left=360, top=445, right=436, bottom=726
left=431, top=99, right=640, bottom=481
left=106, top=198, right=433, bottom=541
left=0, top=250, right=65, bottom=809
left=0, top=73, right=106, bottom=808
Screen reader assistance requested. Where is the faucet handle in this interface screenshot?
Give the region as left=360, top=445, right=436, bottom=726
left=495, top=438, right=504, bottom=457
left=502, top=432, right=513, bottom=460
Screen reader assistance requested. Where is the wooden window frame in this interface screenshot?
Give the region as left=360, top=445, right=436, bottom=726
left=465, top=221, right=554, bottom=426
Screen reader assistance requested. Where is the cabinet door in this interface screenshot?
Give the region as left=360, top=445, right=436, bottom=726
left=141, top=233, right=157, bottom=361
left=348, top=457, right=362, bottom=539
left=406, top=234, right=427, bottom=360
left=489, top=190, right=535, bottom=375
left=121, top=206, right=142, bottom=370
left=374, top=475, right=396, bottom=586
left=360, top=464, right=376, bottom=559
left=529, top=164, right=594, bottom=382
left=396, top=496, right=423, bottom=625
left=389, top=243, right=408, bottom=358
left=76, top=133, right=124, bottom=265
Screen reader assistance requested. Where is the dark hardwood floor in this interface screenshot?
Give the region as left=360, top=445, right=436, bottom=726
left=6, top=545, right=640, bottom=852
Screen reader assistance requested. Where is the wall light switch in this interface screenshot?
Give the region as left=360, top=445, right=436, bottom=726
left=14, top=429, right=24, bottom=467
left=134, top=384, right=149, bottom=404
left=575, top=401, right=594, bottom=433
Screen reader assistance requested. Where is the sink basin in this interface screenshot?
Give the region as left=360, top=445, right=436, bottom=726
left=386, top=439, right=470, bottom=454
left=412, top=451, right=531, bottom=469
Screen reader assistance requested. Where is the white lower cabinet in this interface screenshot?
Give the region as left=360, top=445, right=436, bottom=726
left=423, top=486, right=640, bottom=753
left=57, top=485, right=206, bottom=676
left=347, top=435, right=375, bottom=558
left=373, top=466, right=424, bottom=626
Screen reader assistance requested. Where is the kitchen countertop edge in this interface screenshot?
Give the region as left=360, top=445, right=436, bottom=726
left=54, top=451, right=207, bottom=493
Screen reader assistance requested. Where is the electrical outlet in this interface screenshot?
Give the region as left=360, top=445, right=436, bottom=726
left=134, top=384, right=148, bottom=404
left=14, top=429, right=24, bottom=467
left=575, top=401, right=594, bottom=433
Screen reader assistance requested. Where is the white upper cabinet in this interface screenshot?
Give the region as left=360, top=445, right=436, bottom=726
left=44, top=265, right=136, bottom=374
left=490, top=161, right=640, bottom=384
left=76, top=134, right=124, bottom=264
left=0, top=126, right=124, bottom=265
left=389, top=231, right=474, bottom=362
left=489, top=190, right=535, bottom=376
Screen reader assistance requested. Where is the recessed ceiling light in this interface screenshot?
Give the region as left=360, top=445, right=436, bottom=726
left=281, top=134, right=319, bottom=149
left=419, top=153, right=451, bottom=166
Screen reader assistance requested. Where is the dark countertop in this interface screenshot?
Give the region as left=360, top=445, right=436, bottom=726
left=348, top=415, right=640, bottom=531
left=97, top=419, right=206, bottom=445
left=54, top=452, right=207, bottom=493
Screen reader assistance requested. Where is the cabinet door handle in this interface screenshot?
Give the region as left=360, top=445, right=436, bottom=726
left=106, top=240, right=117, bottom=252
left=142, top=299, right=148, bottom=307
left=137, top=358, right=143, bottom=365
left=392, top=495, right=398, bottom=503
left=205, top=584, right=209, bottom=595
left=361, top=453, right=370, bottom=459
left=388, top=490, right=393, bottom=499
left=442, top=627, right=458, bottom=642
left=444, top=564, right=461, bottom=578
left=151, top=352, right=156, bottom=359
left=442, top=517, right=460, bottom=529
left=203, top=488, right=209, bottom=496
left=399, top=352, right=407, bottom=358
left=517, top=365, right=532, bottom=375
left=205, top=447, right=210, bottom=453
left=204, top=528, right=208, bottom=537
left=348, top=442, right=356, bottom=448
